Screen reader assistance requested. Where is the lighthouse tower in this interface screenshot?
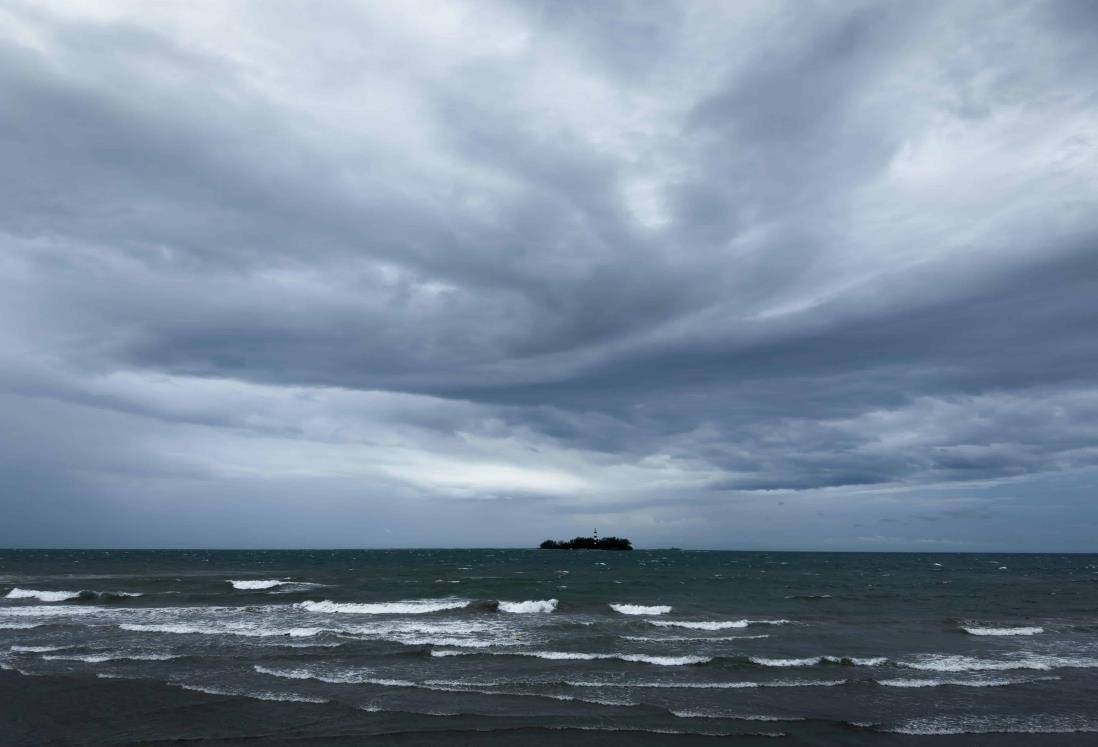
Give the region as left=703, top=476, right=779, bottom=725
left=593, top=528, right=599, bottom=542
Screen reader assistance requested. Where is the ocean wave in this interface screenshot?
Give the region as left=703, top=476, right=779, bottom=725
left=961, top=626, right=1044, bottom=636
left=43, top=652, right=180, bottom=662
left=393, top=636, right=497, bottom=648
left=175, top=681, right=328, bottom=703
left=419, top=679, right=636, bottom=707
left=228, top=580, right=286, bottom=590
left=899, top=654, right=1098, bottom=672
left=5, top=588, right=82, bottom=602
left=0, top=622, right=45, bottom=630
left=876, top=676, right=1059, bottom=688
left=255, top=665, right=418, bottom=688
left=430, top=649, right=710, bottom=666
left=10, top=645, right=68, bottom=652
left=498, top=599, right=558, bottom=614
left=784, top=594, right=832, bottom=600
left=565, top=679, right=847, bottom=689
left=620, top=634, right=770, bottom=642
left=120, top=623, right=328, bottom=638
left=647, top=620, right=746, bottom=630
left=543, top=725, right=784, bottom=738
left=0, top=605, right=99, bottom=617
left=884, top=714, right=1098, bottom=735
left=296, top=599, right=469, bottom=615
left=672, top=710, right=803, bottom=721
left=750, top=656, right=887, bottom=668
left=610, top=604, right=671, bottom=615
left=4, top=588, right=141, bottom=603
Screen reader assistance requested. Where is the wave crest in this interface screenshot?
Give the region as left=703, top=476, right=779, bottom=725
left=296, top=599, right=469, bottom=615
left=962, top=626, right=1043, bottom=636
left=648, top=620, right=746, bottom=630
left=610, top=603, right=671, bottom=615
left=498, top=599, right=558, bottom=614
left=430, top=649, right=710, bottom=666
left=750, top=656, right=886, bottom=668
left=5, top=588, right=82, bottom=602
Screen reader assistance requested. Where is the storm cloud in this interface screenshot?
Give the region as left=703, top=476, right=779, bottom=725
left=1, top=0, right=1096, bottom=549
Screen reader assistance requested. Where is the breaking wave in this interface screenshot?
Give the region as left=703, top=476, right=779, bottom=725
left=120, top=623, right=328, bottom=638
left=4, top=589, right=141, bottom=603
left=296, top=599, right=469, bottom=615
left=174, top=681, right=328, bottom=703
left=565, top=679, right=847, bottom=689
left=43, top=652, right=180, bottom=662
left=672, top=710, right=804, bottom=721
left=649, top=619, right=792, bottom=630
left=961, top=626, right=1043, bottom=636
left=621, top=634, right=770, bottom=642
left=648, top=620, right=746, bottom=630
left=899, top=654, right=1098, bottom=672
left=610, top=604, right=671, bottom=615
left=750, top=656, right=887, bottom=668
left=883, top=714, right=1098, bottom=735
left=430, top=649, right=710, bottom=666
left=498, top=599, right=558, bottom=614
left=228, top=580, right=286, bottom=590
left=876, top=676, right=1059, bottom=688
left=5, top=589, right=81, bottom=602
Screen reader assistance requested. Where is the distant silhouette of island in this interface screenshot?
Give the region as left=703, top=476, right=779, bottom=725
left=539, top=536, right=632, bottom=551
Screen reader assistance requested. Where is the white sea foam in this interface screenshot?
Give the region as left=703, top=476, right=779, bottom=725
left=750, top=657, right=819, bottom=668
left=610, top=604, right=671, bottom=615
left=255, top=665, right=417, bottom=688
left=393, top=636, right=496, bottom=648
left=899, top=654, right=1098, bottom=672
left=429, top=649, right=710, bottom=666
left=498, top=599, right=558, bottom=614
left=876, top=676, right=1059, bottom=688
left=962, top=626, right=1044, bottom=636
left=120, top=623, right=327, bottom=638
left=0, top=622, right=45, bottom=630
left=751, top=656, right=886, bottom=668
left=885, top=714, right=1098, bottom=735
left=43, top=653, right=180, bottom=662
left=565, top=679, right=847, bottom=689
left=10, top=645, right=68, bottom=652
left=297, top=599, right=469, bottom=615
left=672, top=710, right=803, bottom=721
left=647, top=619, right=747, bottom=630
left=175, top=681, right=328, bottom=703
left=228, top=580, right=285, bottom=590
left=0, top=605, right=99, bottom=617
left=5, top=588, right=82, bottom=602
left=621, top=634, right=770, bottom=642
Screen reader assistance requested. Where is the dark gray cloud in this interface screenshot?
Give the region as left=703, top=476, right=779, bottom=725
left=1, top=0, right=1096, bottom=549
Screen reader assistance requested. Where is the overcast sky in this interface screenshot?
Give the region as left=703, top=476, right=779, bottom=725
left=1, top=1, right=1096, bottom=550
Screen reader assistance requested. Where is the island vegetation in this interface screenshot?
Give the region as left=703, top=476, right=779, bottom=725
left=539, top=536, right=632, bottom=551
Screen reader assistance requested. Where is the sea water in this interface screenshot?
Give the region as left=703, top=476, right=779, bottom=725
left=1, top=549, right=1097, bottom=741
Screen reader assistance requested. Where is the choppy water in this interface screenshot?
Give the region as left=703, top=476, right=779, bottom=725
left=2, top=549, right=1097, bottom=741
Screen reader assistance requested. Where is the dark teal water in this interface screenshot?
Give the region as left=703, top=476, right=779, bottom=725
left=2, top=550, right=1097, bottom=741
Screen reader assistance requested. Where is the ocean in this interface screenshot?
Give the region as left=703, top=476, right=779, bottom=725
left=1, top=549, right=1097, bottom=744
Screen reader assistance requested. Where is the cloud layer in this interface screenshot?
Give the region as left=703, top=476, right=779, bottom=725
left=1, top=0, right=1096, bottom=549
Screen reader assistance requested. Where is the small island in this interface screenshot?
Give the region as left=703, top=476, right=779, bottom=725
left=539, top=533, right=632, bottom=551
